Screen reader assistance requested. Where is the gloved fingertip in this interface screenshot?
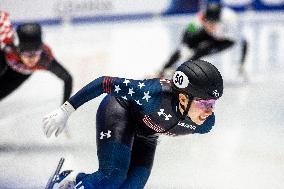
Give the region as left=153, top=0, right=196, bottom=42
left=55, top=129, right=60, bottom=137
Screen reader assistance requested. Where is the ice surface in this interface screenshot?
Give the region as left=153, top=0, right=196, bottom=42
left=1, top=14, right=284, bottom=189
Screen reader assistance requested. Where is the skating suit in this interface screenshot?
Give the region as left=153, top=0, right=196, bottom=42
left=0, top=44, right=72, bottom=102
left=67, top=76, right=216, bottom=189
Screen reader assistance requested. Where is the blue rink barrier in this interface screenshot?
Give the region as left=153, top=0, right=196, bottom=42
left=168, top=0, right=284, bottom=12
left=165, top=0, right=284, bottom=14
left=254, top=0, right=284, bottom=11
left=221, top=0, right=284, bottom=11
left=12, top=19, right=62, bottom=27
left=71, top=13, right=155, bottom=24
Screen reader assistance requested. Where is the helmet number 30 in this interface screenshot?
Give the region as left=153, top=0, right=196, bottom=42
left=173, top=71, right=189, bottom=88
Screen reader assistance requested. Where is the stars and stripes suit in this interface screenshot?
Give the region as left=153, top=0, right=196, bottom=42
left=67, top=76, right=215, bottom=189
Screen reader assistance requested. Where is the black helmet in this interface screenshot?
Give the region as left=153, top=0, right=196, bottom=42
left=17, top=23, right=42, bottom=52
left=172, top=59, right=223, bottom=100
left=204, top=2, right=222, bottom=22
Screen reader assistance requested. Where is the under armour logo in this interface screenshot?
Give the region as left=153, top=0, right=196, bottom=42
left=100, top=130, right=112, bottom=139
left=75, top=181, right=84, bottom=189
left=212, top=90, right=219, bottom=98
left=157, top=109, right=172, bottom=120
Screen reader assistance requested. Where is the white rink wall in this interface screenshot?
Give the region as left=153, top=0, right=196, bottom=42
left=0, top=3, right=284, bottom=189
left=1, top=0, right=171, bottom=22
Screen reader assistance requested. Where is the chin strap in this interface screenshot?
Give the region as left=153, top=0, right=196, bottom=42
left=180, top=94, right=193, bottom=120
left=180, top=102, right=191, bottom=120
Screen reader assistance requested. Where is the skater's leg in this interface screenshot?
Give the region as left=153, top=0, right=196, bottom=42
left=120, top=134, right=158, bottom=189
left=76, top=96, right=135, bottom=189
left=238, top=39, right=249, bottom=81
left=159, top=50, right=181, bottom=77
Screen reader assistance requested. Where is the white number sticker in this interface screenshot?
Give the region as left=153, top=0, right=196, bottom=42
left=172, top=71, right=189, bottom=88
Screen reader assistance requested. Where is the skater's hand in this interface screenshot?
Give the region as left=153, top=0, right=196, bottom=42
left=54, top=170, right=79, bottom=189
left=43, top=101, right=75, bottom=138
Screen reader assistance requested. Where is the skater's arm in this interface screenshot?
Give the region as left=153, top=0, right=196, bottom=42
left=68, top=76, right=108, bottom=109
left=42, top=76, right=163, bottom=137
left=49, top=59, right=73, bottom=103
left=240, top=39, right=248, bottom=66
left=69, top=77, right=162, bottom=109
left=0, top=50, right=8, bottom=76
left=161, top=49, right=181, bottom=72
left=0, top=11, right=15, bottom=49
